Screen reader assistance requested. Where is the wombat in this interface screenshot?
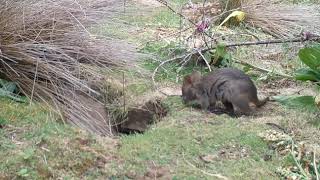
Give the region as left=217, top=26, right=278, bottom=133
left=181, top=68, right=268, bottom=116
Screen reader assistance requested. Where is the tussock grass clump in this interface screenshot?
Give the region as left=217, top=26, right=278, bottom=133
left=243, top=1, right=320, bottom=38
left=0, top=0, right=137, bottom=136
left=230, top=0, right=320, bottom=38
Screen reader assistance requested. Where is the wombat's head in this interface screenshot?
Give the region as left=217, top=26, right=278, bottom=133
left=181, top=71, right=202, bottom=104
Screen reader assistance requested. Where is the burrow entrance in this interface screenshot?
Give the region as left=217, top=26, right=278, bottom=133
left=78, top=78, right=169, bottom=136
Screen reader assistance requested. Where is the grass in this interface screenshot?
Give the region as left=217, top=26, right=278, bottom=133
left=1, top=93, right=318, bottom=179
left=93, top=0, right=191, bottom=44
left=1, top=0, right=320, bottom=179
left=0, top=98, right=115, bottom=179
left=111, top=1, right=319, bottom=178
left=115, top=96, right=282, bottom=179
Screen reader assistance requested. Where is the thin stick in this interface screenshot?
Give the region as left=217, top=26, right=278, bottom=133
left=202, top=0, right=207, bottom=22
left=197, top=50, right=212, bottom=72
left=199, top=36, right=320, bottom=54
left=183, top=153, right=229, bottom=180
left=152, top=35, right=319, bottom=86
left=152, top=57, right=179, bottom=87
left=291, top=140, right=309, bottom=178
left=188, top=35, right=320, bottom=62
left=122, top=71, right=126, bottom=113
left=179, top=7, right=183, bottom=45
left=155, top=0, right=196, bottom=26
left=155, top=0, right=212, bottom=39
left=103, top=83, right=114, bottom=136
left=123, top=0, right=126, bottom=13
left=30, top=58, right=39, bottom=105
left=176, top=53, right=193, bottom=73
left=314, top=152, right=319, bottom=180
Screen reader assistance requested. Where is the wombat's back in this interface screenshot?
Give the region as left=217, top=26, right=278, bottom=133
left=200, top=68, right=254, bottom=92
left=203, top=68, right=251, bottom=81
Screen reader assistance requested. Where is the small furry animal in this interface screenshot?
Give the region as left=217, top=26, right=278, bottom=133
left=181, top=68, right=268, bottom=116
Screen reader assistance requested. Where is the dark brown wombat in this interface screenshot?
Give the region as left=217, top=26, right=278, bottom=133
left=181, top=68, right=268, bottom=116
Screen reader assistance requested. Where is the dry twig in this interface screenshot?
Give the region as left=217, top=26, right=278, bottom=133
left=242, top=1, right=320, bottom=38
left=182, top=153, right=229, bottom=180
left=314, top=152, right=320, bottom=180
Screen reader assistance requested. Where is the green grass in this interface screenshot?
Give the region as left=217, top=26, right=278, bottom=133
left=115, top=98, right=281, bottom=179
left=0, top=95, right=318, bottom=179
left=0, top=98, right=114, bottom=179
left=92, top=0, right=190, bottom=44
left=1, top=0, right=320, bottom=179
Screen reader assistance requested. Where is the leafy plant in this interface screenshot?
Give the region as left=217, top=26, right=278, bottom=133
left=206, top=44, right=233, bottom=67
left=295, top=44, right=320, bottom=82
left=273, top=45, right=320, bottom=111
left=272, top=95, right=318, bottom=112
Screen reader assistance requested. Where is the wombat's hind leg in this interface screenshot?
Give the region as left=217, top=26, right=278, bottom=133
left=222, top=101, right=238, bottom=117
left=256, top=97, right=269, bottom=107
left=232, top=100, right=252, bottom=117
left=223, top=101, right=234, bottom=112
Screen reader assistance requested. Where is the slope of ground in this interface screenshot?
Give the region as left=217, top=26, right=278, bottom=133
left=0, top=0, right=319, bottom=179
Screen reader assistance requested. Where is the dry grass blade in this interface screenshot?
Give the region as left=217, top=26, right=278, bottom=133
left=241, top=0, right=320, bottom=38
left=0, top=0, right=139, bottom=136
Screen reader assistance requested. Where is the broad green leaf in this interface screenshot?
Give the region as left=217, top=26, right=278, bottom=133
left=216, top=44, right=227, bottom=57
left=0, top=89, right=26, bottom=102
left=298, top=45, right=320, bottom=71
left=272, top=95, right=318, bottom=111
left=294, top=68, right=320, bottom=81
left=0, top=79, right=24, bottom=102
left=210, top=43, right=232, bottom=67
left=215, top=44, right=228, bottom=61
left=2, top=82, right=17, bottom=93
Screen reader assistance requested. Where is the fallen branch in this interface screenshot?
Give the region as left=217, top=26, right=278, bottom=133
left=197, top=50, right=212, bottom=72
left=152, top=34, right=319, bottom=86
left=235, top=59, right=292, bottom=78
left=199, top=35, right=320, bottom=55
left=152, top=57, right=178, bottom=88
left=291, top=140, right=309, bottom=179
left=155, top=0, right=213, bottom=39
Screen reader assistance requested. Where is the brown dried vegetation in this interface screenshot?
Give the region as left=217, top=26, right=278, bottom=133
left=0, top=0, right=139, bottom=135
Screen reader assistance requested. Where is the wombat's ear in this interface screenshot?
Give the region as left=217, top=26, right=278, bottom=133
left=183, top=71, right=201, bottom=85
left=183, top=75, right=193, bottom=85
left=190, top=71, right=201, bottom=82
